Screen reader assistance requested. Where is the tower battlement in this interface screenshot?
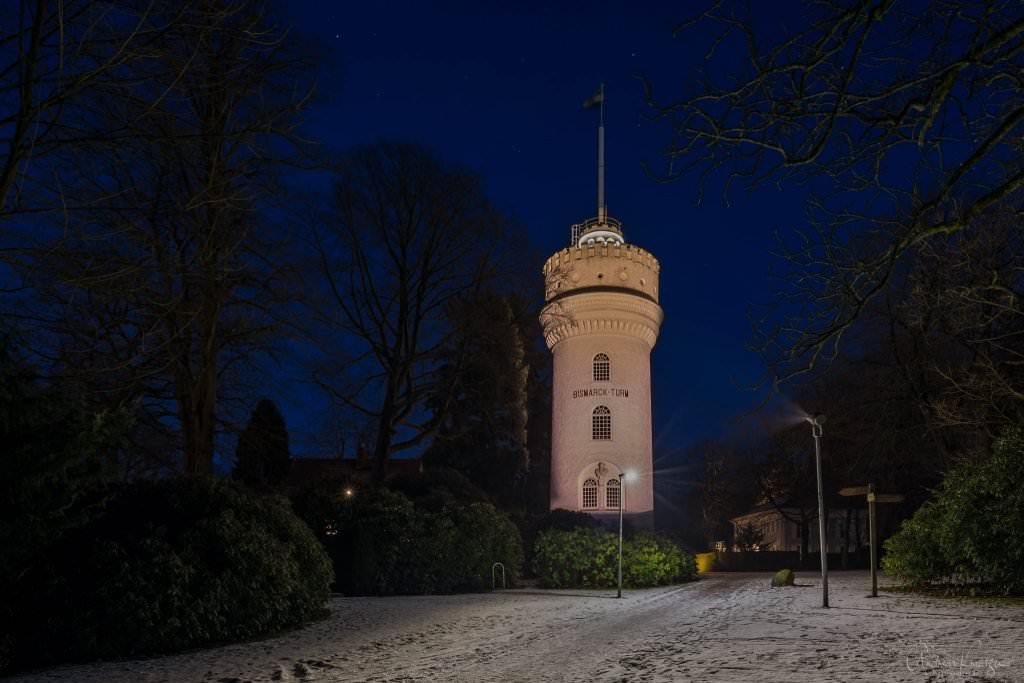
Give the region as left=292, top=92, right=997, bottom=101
left=542, top=242, right=661, bottom=303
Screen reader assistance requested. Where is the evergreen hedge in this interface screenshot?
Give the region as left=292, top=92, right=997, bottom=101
left=11, top=477, right=332, bottom=670
left=310, top=488, right=523, bottom=595
left=532, top=527, right=697, bottom=589
left=883, top=427, right=1024, bottom=594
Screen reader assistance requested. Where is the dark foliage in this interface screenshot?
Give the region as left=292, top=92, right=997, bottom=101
left=10, top=477, right=332, bottom=671
left=884, top=428, right=1024, bottom=595
left=387, top=467, right=491, bottom=512
left=296, top=487, right=522, bottom=595
left=529, top=508, right=601, bottom=534
left=424, top=293, right=529, bottom=506
left=0, top=339, right=130, bottom=672
left=233, top=399, right=291, bottom=491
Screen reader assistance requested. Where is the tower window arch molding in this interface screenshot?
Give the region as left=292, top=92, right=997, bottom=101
left=593, top=353, right=610, bottom=382
left=592, top=405, right=611, bottom=440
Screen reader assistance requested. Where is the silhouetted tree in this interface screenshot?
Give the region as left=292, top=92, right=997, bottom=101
left=233, top=399, right=291, bottom=491
left=692, top=438, right=758, bottom=548
left=313, top=142, right=509, bottom=485
left=734, top=522, right=767, bottom=552
left=0, top=0, right=177, bottom=223
left=424, top=293, right=529, bottom=507
left=4, top=0, right=316, bottom=475
left=647, top=1, right=1024, bottom=386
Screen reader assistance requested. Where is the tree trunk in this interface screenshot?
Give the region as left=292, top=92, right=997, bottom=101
left=372, top=377, right=398, bottom=486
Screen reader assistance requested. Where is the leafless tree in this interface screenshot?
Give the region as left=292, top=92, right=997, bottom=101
left=896, top=212, right=1024, bottom=438
left=5, top=0, right=316, bottom=476
left=646, top=0, right=1024, bottom=387
left=0, top=0, right=182, bottom=226
left=313, top=142, right=510, bottom=485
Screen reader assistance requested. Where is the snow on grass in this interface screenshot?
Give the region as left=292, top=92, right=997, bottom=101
left=11, top=571, right=1024, bottom=682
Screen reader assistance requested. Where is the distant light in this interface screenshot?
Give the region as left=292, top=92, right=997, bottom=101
left=344, top=487, right=354, bottom=498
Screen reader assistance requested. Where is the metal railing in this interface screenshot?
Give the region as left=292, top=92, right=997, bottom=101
left=491, top=562, right=506, bottom=590
left=570, top=216, right=623, bottom=245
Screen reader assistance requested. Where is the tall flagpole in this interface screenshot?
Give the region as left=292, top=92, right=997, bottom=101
left=597, top=83, right=606, bottom=221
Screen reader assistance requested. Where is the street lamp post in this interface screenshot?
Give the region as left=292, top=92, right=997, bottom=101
left=616, top=470, right=637, bottom=599
left=805, top=413, right=829, bottom=608
left=617, top=472, right=625, bottom=599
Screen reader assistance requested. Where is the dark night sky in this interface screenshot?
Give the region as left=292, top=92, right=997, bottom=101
left=275, top=1, right=809, bottom=461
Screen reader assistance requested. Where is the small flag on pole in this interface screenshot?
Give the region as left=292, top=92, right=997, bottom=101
left=583, top=85, right=604, bottom=109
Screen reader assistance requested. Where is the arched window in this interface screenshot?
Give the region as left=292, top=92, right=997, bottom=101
left=581, top=478, right=598, bottom=510
left=605, top=478, right=621, bottom=510
left=592, top=405, right=611, bottom=440
left=593, top=353, right=610, bottom=382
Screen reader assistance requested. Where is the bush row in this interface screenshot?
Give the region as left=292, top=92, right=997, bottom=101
left=532, top=527, right=697, bottom=589
left=883, top=427, right=1024, bottom=594
left=299, top=487, right=523, bottom=595
left=8, top=477, right=332, bottom=671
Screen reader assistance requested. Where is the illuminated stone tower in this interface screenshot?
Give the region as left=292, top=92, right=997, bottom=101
left=539, top=92, right=663, bottom=525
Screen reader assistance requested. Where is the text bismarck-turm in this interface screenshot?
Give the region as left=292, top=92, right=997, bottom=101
left=571, top=388, right=629, bottom=399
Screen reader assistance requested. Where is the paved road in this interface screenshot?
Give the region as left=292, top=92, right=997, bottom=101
left=13, top=572, right=1024, bottom=682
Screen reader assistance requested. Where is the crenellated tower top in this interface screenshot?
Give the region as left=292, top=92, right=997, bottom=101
left=542, top=240, right=660, bottom=304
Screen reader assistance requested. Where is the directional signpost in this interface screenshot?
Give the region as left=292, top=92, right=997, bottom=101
left=839, top=484, right=905, bottom=597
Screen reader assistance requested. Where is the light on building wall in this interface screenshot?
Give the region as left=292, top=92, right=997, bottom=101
left=623, top=470, right=638, bottom=482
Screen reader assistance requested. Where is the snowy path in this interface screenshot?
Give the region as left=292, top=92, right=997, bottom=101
left=11, top=572, right=1024, bottom=682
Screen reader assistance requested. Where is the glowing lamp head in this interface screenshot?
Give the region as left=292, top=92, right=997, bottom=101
left=621, top=470, right=639, bottom=483
left=803, top=413, right=825, bottom=436
left=343, top=487, right=354, bottom=498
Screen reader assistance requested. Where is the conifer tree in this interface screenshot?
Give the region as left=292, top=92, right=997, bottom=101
left=233, top=399, right=291, bottom=490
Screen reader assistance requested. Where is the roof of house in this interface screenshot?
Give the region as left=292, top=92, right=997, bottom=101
left=731, top=500, right=867, bottom=525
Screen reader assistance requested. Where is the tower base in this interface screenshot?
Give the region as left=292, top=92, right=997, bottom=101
left=586, top=510, right=654, bottom=531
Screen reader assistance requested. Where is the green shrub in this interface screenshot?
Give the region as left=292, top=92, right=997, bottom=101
left=624, top=533, right=697, bottom=586
left=446, top=503, right=523, bottom=591
left=881, top=499, right=952, bottom=586
left=771, top=568, right=795, bottom=587
left=532, top=527, right=696, bottom=589
left=884, top=427, right=1024, bottom=594
left=518, top=508, right=600, bottom=577
left=13, top=477, right=332, bottom=670
left=530, top=508, right=601, bottom=533
left=313, top=488, right=523, bottom=596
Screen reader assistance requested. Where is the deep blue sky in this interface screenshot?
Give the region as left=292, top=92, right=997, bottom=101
left=280, top=1, right=808, bottom=459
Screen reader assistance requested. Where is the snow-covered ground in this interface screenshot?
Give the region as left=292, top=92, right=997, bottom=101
left=11, top=571, right=1024, bottom=682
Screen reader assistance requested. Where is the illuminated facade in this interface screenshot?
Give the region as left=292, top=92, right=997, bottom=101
left=540, top=213, right=663, bottom=526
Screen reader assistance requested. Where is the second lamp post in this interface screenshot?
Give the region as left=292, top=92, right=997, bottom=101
left=805, top=413, right=829, bottom=608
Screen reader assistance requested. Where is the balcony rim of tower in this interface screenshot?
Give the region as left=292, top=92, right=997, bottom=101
left=572, top=214, right=624, bottom=247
